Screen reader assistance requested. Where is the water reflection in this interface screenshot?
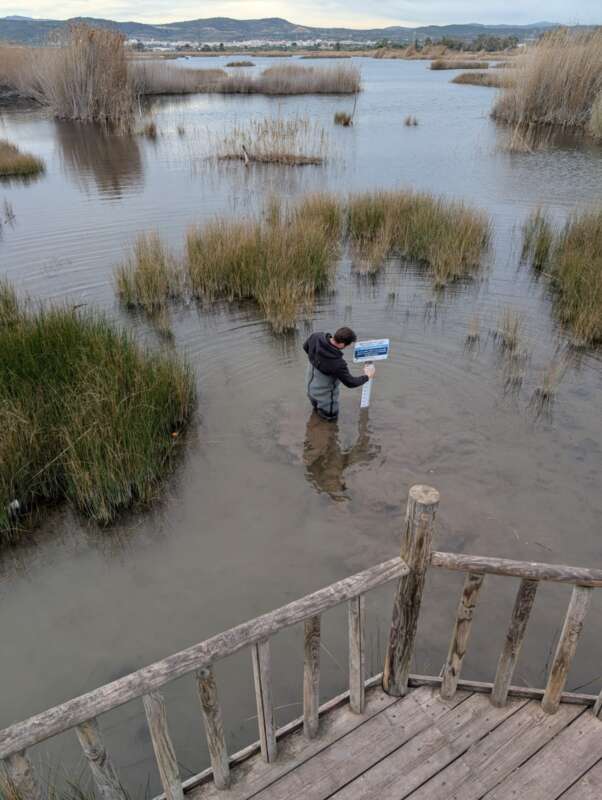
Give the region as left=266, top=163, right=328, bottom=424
left=55, top=120, right=143, bottom=196
left=303, top=409, right=380, bottom=501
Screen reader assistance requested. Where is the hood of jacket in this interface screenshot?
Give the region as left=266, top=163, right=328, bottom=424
left=304, top=332, right=343, bottom=376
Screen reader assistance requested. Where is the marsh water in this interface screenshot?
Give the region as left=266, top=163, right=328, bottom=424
left=2, top=56, right=602, bottom=793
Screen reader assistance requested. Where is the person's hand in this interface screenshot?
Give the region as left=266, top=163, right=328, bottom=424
left=364, top=364, right=375, bottom=379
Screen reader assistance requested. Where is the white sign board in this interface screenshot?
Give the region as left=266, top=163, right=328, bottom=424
left=353, top=339, right=390, bottom=363
left=353, top=339, right=390, bottom=408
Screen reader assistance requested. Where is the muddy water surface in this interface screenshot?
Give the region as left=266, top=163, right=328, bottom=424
left=1, top=57, right=602, bottom=794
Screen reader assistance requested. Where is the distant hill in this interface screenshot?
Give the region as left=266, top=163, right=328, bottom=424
left=0, top=14, right=570, bottom=46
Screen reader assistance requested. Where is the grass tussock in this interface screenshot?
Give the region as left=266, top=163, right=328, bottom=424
left=0, top=139, right=45, bottom=178
left=492, top=28, right=602, bottom=133
left=215, top=116, right=328, bottom=166
left=226, top=60, right=255, bottom=67
left=521, top=207, right=554, bottom=270
left=115, top=232, right=181, bottom=314
left=452, top=71, right=515, bottom=88
left=347, top=190, right=491, bottom=285
left=217, top=64, right=361, bottom=95
left=186, top=196, right=342, bottom=332
left=431, top=60, right=489, bottom=70
left=129, top=63, right=227, bottom=94
left=139, top=120, right=158, bottom=139
left=0, top=282, right=195, bottom=540
left=404, top=115, right=418, bottom=126
left=334, top=111, right=353, bottom=126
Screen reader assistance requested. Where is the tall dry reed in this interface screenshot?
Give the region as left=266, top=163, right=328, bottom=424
left=431, top=60, right=489, bottom=70
left=217, top=64, right=361, bottom=95
left=129, top=63, right=226, bottom=94
left=492, top=28, right=602, bottom=132
left=214, top=116, right=329, bottom=165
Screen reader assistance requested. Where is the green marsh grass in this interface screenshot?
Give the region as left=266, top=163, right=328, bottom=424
left=521, top=207, right=553, bottom=270
left=0, top=140, right=45, bottom=178
left=115, top=232, right=181, bottom=313
left=0, top=282, right=195, bottom=539
left=347, top=190, right=491, bottom=285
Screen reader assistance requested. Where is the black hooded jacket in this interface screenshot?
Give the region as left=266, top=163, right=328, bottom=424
left=303, top=332, right=368, bottom=389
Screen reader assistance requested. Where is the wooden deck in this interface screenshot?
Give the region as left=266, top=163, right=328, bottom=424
left=190, top=683, right=602, bottom=800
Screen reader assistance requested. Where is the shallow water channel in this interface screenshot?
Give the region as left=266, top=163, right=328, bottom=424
left=1, top=56, right=602, bottom=794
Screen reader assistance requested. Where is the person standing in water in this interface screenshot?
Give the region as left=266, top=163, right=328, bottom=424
left=303, top=327, right=375, bottom=421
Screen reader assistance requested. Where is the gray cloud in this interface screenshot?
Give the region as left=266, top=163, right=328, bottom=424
left=7, top=0, right=602, bottom=26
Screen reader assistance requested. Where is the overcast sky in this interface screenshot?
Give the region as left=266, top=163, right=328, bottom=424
left=4, top=0, right=601, bottom=27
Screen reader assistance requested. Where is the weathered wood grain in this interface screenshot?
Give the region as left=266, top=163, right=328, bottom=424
left=484, top=712, right=602, bottom=799
left=431, top=551, right=602, bottom=586
left=491, top=579, right=538, bottom=707
left=440, top=572, right=484, bottom=699
left=0, top=557, right=407, bottom=760
left=303, top=616, right=321, bottom=739
left=143, top=692, right=184, bottom=800
left=542, top=585, right=592, bottom=714
left=383, top=485, right=439, bottom=696
left=2, top=751, right=42, bottom=800
left=348, top=596, right=365, bottom=714
left=196, top=668, right=230, bottom=789
left=559, top=758, right=602, bottom=800
left=252, top=640, right=277, bottom=763
left=75, top=718, right=127, bottom=800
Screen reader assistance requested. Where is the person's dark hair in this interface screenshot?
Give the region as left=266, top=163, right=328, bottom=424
left=333, top=327, right=357, bottom=346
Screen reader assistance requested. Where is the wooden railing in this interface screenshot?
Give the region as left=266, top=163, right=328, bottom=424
left=1, top=484, right=600, bottom=800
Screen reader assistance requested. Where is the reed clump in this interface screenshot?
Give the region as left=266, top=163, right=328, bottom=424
left=217, top=64, right=361, bottom=95
left=334, top=111, right=353, bottom=126
left=452, top=71, right=514, bottom=88
left=347, top=190, right=491, bottom=285
left=492, top=28, right=602, bottom=133
left=129, top=63, right=227, bottom=94
left=0, top=139, right=45, bottom=178
left=215, top=116, right=328, bottom=166
left=521, top=207, right=553, bottom=270
left=115, top=232, right=181, bottom=313
left=431, top=60, right=489, bottom=70
left=404, top=115, right=418, bottom=126
left=226, top=60, right=255, bottom=67
left=0, top=282, right=195, bottom=540
left=186, top=197, right=341, bottom=332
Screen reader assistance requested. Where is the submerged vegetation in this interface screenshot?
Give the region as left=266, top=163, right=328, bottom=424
left=0, top=140, right=45, bottom=178
left=521, top=208, right=602, bottom=343
left=0, top=282, right=195, bottom=539
left=492, top=28, right=602, bottom=136
left=214, top=116, right=328, bottom=165
left=347, top=190, right=491, bottom=285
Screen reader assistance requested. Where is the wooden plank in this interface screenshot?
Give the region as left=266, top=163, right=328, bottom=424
left=187, top=681, right=404, bottom=800
left=244, top=686, right=469, bottom=800
left=542, top=585, right=592, bottom=714
left=0, top=557, right=408, bottom=760
left=492, top=579, right=539, bottom=707
left=348, top=597, right=365, bottom=714
left=75, top=718, right=127, bottom=800
left=407, top=700, right=585, bottom=800
left=440, top=572, right=484, bottom=699
left=252, top=640, right=277, bottom=763
left=303, top=616, right=321, bottom=739
left=143, top=692, right=184, bottom=800
left=383, top=485, right=440, bottom=696
left=559, top=758, right=602, bottom=800
left=407, top=674, right=597, bottom=706
left=431, top=551, right=602, bottom=587
left=195, top=668, right=230, bottom=790
left=1, top=751, right=42, bottom=800
left=483, top=713, right=602, bottom=799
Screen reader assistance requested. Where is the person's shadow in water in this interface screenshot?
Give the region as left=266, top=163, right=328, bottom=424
left=303, top=410, right=380, bottom=501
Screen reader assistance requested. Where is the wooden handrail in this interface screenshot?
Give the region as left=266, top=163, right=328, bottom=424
left=0, top=556, right=408, bottom=760
left=430, top=551, right=602, bottom=587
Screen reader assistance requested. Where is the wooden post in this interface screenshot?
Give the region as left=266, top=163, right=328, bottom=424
left=195, top=668, right=230, bottom=789
left=383, top=485, right=440, bottom=696
left=491, top=579, right=539, bottom=707
left=303, top=616, right=321, bottom=739
left=75, top=718, right=127, bottom=800
left=2, top=751, right=42, bottom=800
left=251, top=639, right=277, bottom=762
left=348, top=596, right=366, bottom=714
left=440, top=572, right=485, bottom=699
left=593, top=690, right=602, bottom=718
left=142, top=692, right=184, bottom=800
left=542, top=585, right=592, bottom=714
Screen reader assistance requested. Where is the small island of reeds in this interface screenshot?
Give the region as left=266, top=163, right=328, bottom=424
left=0, top=139, right=45, bottom=178
left=0, top=283, right=195, bottom=540
left=452, top=71, right=514, bottom=88
left=431, top=60, right=489, bottom=70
